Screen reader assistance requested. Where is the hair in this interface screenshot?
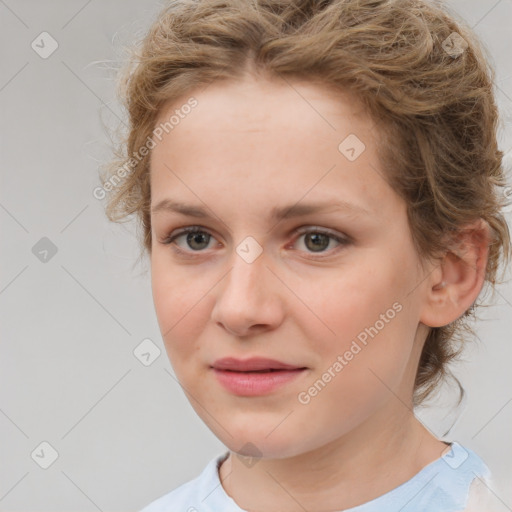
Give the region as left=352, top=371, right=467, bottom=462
left=100, top=0, right=511, bottom=406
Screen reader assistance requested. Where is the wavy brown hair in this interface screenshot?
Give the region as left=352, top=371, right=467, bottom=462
left=100, top=0, right=511, bottom=405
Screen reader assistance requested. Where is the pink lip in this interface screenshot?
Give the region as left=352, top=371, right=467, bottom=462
left=211, top=357, right=307, bottom=396
left=212, top=357, right=305, bottom=371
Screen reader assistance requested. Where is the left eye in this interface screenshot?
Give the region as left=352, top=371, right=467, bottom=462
left=292, top=227, right=348, bottom=253
left=162, top=226, right=349, bottom=256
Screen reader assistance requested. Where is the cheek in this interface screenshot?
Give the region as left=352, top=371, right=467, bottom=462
left=151, top=255, right=209, bottom=362
left=300, top=264, right=405, bottom=350
left=303, top=258, right=417, bottom=389
left=296, top=305, right=415, bottom=439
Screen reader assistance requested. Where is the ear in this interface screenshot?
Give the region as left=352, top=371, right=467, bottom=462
left=419, top=219, right=491, bottom=328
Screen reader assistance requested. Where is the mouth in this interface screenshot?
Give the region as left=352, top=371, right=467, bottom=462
left=217, top=368, right=306, bottom=373
left=210, top=357, right=308, bottom=395
left=211, top=356, right=307, bottom=372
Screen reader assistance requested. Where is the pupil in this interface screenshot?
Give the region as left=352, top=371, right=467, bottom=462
left=306, top=233, right=329, bottom=252
left=187, top=232, right=209, bottom=250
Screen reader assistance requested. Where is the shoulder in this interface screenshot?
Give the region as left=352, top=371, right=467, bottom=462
left=139, top=451, right=232, bottom=512
left=462, top=475, right=505, bottom=512
left=410, top=441, right=494, bottom=511
left=351, top=441, right=494, bottom=512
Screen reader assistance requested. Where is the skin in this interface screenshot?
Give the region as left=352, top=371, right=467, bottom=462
left=149, top=71, right=490, bottom=511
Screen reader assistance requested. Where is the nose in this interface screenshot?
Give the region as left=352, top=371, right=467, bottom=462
left=211, top=248, right=284, bottom=337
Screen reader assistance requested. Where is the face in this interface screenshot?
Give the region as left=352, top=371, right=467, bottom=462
left=149, top=74, right=433, bottom=459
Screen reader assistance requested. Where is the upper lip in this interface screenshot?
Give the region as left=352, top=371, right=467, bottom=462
left=211, top=357, right=306, bottom=371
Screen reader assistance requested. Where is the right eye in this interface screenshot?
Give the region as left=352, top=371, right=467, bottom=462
left=162, top=226, right=220, bottom=255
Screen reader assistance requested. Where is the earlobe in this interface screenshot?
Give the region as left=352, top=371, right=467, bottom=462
left=419, top=219, right=490, bottom=328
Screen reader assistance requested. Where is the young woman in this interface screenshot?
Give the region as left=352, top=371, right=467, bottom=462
left=101, top=0, right=511, bottom=510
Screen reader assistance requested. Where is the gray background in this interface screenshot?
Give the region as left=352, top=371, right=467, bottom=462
left=1, top=1, right=511, bottom=510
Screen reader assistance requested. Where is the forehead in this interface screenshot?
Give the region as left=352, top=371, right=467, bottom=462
left=154, top=75, right=371, bottom=134
left=149, top=76, right=395, bottom=218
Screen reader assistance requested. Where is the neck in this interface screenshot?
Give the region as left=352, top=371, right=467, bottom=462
left=219, top=406, right=447, bottom=511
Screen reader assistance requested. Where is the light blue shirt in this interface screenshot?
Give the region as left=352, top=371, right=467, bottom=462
left=140, top=442, right=493, bottom=512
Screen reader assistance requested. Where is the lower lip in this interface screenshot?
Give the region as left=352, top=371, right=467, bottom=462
left=212, top=368, right=307, bottom=396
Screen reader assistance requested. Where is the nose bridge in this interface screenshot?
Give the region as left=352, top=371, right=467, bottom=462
left=225, top=243, right=268, bottom=300
left=211, top=239, right=283, bottom=335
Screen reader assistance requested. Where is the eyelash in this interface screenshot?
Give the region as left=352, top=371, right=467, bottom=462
left=161, top=225, right=351, bottom=259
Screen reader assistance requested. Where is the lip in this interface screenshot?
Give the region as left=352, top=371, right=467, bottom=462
left=211, top=357, right=305, bottom=372
left=211, top=357, right=308, bottom=396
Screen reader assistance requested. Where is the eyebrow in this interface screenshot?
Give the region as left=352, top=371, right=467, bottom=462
left=151, top=198, right=370, bottom=220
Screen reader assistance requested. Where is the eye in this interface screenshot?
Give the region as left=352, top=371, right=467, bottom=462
left=160, top=225, right=350, bottom=258
left=162, top=226, right=218, bottom=254
left=290, top=226, right=350, bottom=257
